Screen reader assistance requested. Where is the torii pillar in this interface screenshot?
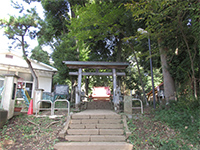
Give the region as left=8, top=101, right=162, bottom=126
left=75, top=68, right=82, bottom=106
left=112, top=68, right=117, bottom=105
left=63, top=61, right=130, bottom=109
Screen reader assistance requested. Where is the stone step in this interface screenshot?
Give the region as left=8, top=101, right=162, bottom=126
left=67, top=129, right=99, bottom=135
left=71, top=114, right=121, bottom=119
left=70, top=118, right=122, bottom=124
left=99, top=129, right=124, bottom=135
left=65, top=135, right=126, bottom=142
left=54, top=142, right=133, bottom=150
left=96, top=124, right=123, bottom=129
left=57, top=110, right=133, bottom=149
left=69, top=123, right=123, bottom=129
left=91, top=135, right=125, bottom=142
left=87, top=101, right=112, bottom=110
left=67, top=129, right=124, bottom=135
left=98, top=119, right=122, bottom=124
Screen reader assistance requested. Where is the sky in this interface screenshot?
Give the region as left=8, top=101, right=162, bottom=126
left=0, top=0, right=52, bottom=56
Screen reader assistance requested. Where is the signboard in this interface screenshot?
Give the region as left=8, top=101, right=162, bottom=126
left=54, top=85, right=69, bottom=95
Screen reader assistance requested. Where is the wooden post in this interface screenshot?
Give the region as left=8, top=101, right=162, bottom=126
left=112, top=69, right=117, bottom=105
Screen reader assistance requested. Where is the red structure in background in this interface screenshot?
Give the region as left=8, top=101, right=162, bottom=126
left=147, top=82, right=165, bottom=101
left=92, top=87, right=111, bottom=101
left=17, top=78, right=24, bottom=89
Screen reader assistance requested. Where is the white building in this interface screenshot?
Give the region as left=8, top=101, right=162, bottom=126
left=0, top=51, right=57, bottom=98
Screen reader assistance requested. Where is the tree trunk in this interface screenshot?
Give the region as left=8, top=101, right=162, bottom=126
left=71, top=9, right=76, bottom=19
left=158, top=39, right=176, bottom=105
left=70, top=7, right=79, bottom=59
left=116, top=37, right=122, bottom=62
left=21, top=36, right=38, bottom=89
left=132, top=50, right=149, bottom=106
left=197, top=51, right=200, bottom=98
left=128, top=44, right=149, bottom=106
left=179, top=22, right=197, bottom=98
left=116, top=36, right=122, bottom=90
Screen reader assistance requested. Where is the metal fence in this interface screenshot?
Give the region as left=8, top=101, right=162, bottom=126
left=132, top=98, right=143, bottom=114
left=36, top=99, right=70, bottom=116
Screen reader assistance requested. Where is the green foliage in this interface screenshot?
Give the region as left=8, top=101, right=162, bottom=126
left=30, top=45, right=50, bottom=65
left=126, top=0, right=200, bottom=99
left=154, top=101, right=200, bottom=144
left=0, top=125, right=8, bottom=135
left=70, top=2, right=124, bottom=41
left=51, top=35, right=78, bottom=84
left=127, top=119, right=137, bottom=131
left=125, top=54, right=162, bottom=97
left=16, top=124, right=34, bottom=134
left=127, top=109, right=199, bottom=149
left=69, top=0, right=135, bottom=62
left=41, top=0, right=70, bottom=39
left=0, top=7, right=41, bottom=42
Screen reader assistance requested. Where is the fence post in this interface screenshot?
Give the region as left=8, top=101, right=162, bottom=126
left=33, top=89, right=43, bottom=113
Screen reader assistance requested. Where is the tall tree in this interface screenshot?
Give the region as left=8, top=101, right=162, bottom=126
left=69, top=0, right=134, bottom=62
left=51, top=35, right=78, bottom=84
left=30, top=46, right=50, bottom=65
left=68, top=0, right=153, bottom=103
left=0, top=4, right=42, bottom=89
left=126, top=0, right=200, bottom=103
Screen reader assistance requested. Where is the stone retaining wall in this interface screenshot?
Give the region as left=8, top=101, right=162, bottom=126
left=0, top=110, right=8, bottom=128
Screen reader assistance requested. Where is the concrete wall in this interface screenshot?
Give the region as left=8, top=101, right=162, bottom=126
left=38, top=76, right=52, bottom=92
left=0, top=110, right=8, bottom=128
left=2, top=74, right=19, bottom=119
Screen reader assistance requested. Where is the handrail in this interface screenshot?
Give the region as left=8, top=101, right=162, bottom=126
left=132, top=98, right=143, bottom=114
left=54, top=99, right=70, bottom=116
left=36, top=100, right=54, bottom=116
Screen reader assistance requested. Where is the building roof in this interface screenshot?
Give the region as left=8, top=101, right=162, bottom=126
left=63, top=61, right=130, bottom=69
left=0, top=51, right=57, bottom=72
left=147, top=82, right=164, bottom=96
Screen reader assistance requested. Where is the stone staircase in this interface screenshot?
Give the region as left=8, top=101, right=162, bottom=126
left=87, top=101, right=112, bottom=110
left=54, top=110, right=133, bottom=150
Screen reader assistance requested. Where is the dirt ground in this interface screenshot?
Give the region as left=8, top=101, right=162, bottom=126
left=0, top=110, right=68, bottom=150
left=0, top=107, right=195, bottom=150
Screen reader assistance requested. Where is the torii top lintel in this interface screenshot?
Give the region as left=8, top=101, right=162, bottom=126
left=63, top=61, right=130, bottom=69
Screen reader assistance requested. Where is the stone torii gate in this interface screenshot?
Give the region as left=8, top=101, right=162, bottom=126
left=63, top=61, right=129, bottom=107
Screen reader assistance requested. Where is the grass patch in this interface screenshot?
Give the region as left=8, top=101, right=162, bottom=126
left=127, top=102, right=199, bottom=149
left=154, top=101, right=200, bottom=146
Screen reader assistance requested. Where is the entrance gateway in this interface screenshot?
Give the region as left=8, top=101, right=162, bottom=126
left=63, top=61, right=129, bottom=108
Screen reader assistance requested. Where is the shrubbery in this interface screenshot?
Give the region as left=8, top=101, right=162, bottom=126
left=154, top=99, right=200, bottom=145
